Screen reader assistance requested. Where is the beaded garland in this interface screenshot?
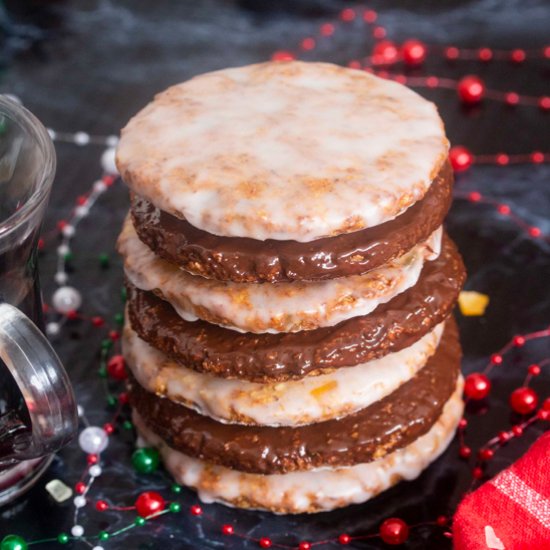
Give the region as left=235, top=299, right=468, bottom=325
left=2, top=4, right=549, bottom=549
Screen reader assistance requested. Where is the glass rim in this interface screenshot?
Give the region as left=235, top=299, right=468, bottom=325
left=0, top=95, right=56, bottom=239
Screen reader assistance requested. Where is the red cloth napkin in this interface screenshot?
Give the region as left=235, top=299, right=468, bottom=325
left=453, top=431, right=550, bottom=550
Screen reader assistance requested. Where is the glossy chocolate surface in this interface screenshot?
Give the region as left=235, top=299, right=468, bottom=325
left=130, top=162, right=453, bottom=283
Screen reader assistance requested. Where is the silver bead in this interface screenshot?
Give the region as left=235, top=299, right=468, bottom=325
left=78, top=426, right=108, bottom=454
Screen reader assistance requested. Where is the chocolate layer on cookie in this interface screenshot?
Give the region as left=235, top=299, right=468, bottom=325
left=130, top=162, right=452, bottom=283
left=126, top=234, right=465, bottom=382
left=128, top=319, right=460, bottom=475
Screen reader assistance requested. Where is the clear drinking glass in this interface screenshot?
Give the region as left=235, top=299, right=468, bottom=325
left=0, top=95, right=77, bottom=505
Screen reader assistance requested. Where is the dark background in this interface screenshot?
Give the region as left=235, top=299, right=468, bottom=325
left=0, top=0, right=549, bottom=548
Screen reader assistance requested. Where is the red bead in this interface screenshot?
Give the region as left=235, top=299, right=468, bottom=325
left=96, top=500, right=109, bottom=511
left=57, top=220, right=68, bottom=231
left=496, top=154, right=509, bottom=166
left=436, top=515, right=448, bottom=527
left=66, top=310, right=79, bottom=320
left=394, top=75, right=407, bottom=84
left=491, top=354, right=503, bottom=365
left=76, top=195, right=88, bottom=206
left=449, top=146, right=474, bottom=172
left=426, top=76, right=439, bottom=88
left=529, top=227, right=542, bottom=237
left=221, top=524, right=234, bottom=535
left=402, top=39, right=427, bottom=66
left=102, top=175, right=116, bottom=186
left=301, top=38, right=315, bottom=51
left=259, top=538, right=272, bottom=549
left=512, top=425, right=523, bottom=436
left=478, top=48, right=493, bottom=62
left=510, top=387, right=538, bottom=415
left=513, top=335, right=526, bottom=347
left=505, top=92, right=520, bottom=106
left=299, top=543, right=311, bottom=550
left=497, top=204, right=511, bottom=215
left=379, top=518, right=409, bottom=545
left=347, top=60, right=361, bottom=69
left=531, top=151, right=545, bottom=164
left=543, top=398, right=550, bottom=411
left=458, top=75, right=485, bottom=104
left=459, top=446, right=472, bottom=459
left=38, top=238, right=45, bottom=251
left=528, top=364, right=541, bottom=376
left=271, top=51, right=295, bottom=62
left=539, top=97, right=550, bottom=111
left=109, top=330, right=120, bottom=341
left=118, top=392, right=129, bottom=404
left=479, top=448, right=494, bottom=461
left=498, top=431, right=511, bottom=443
left=537, top=409, right=550, bottom=421
left=107, top=355, right=127, bottom=381
left=468, top=191, right=482, bottom=202
left=510, top=49, right=526, bottom=63
left=372, top=40, right=399, bottom=65
left=445, top=46, right=459, bottom=60
left=103, top=423, right=114, bottom=435
left=190, top=504, right=202, bottom=516
left=544, top=46, right=550, bottom=59
left=91, top=316, right=105, bottom=327
left=340, top=8, right=356, bottom=21
left=472, top=467, right=483, bottom=479
left=458, top=418, right=468, bottom=429
left=363, top=10, right=377, bottom=23
left=87, top=454, right=98, bottom=465
left=135, top=491, right=165, bottom=517
left=373, top=26, right=387, bottom=39
left=464, top=373, right=491, bottom=400
left=75, top=482, right=86, bottom=494
left=338, top=534, right=351, bottom=545
left=320, top=23, right=334, bottom=36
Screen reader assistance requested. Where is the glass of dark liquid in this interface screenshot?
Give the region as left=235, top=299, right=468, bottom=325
left=0, top=96, right=77, bottom=505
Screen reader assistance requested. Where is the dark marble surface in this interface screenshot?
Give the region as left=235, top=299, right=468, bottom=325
left=0, top=0, right=549, bottom=548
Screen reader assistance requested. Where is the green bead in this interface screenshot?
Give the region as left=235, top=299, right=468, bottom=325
left=98, top=253, right=110, bottom=268
left=114, top=312, right=124, bottom=326
left=1, top=535, right=27, bottom=550
left=64, top=252, right=74, bottom=262
left=134, top=517, right=146, bottom=526
left=123, top=420, right=133, bottom=430
left=131, top=447, right=160, bottom=474
left=98, top=531, right=110, bottom=541
left=169, top=502, right=181, bottom=513
left=98, top=366, right=107, bottom=378
left=57, top=533, right=69, bottom=544
left=171, top=483, right=182, bottom=494
left=120, top=287, right=127, bottom=303
left=101, top=339, right=113, bottom=350
left=106, top=395, right=117, bottom=407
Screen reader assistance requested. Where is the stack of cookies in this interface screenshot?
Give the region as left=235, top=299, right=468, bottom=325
left=116, top=61, right=466, bottom=514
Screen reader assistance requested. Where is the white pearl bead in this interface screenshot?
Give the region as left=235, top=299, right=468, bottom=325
left=93, top=547, right=105, bottom=550
left=93, top=180, right=107, bottom=193
left=54, top=272, right=68, bottom=285
left=73, top=495, right=86, bottom=508
left=74, top=132, right=90, bottom=145
left=47, top=128, right=57, bottom=139
left=46, top=322, right=61, bottom=336
left=78, top=426, right=108, bottom=455
left=52, top=286, right=82, bottom=314
left=106, top=135, right=119, bottom=147
left=101, top=147, right=118, bottom=174
left=4, top=93, right=22, bottom=105
left=74, top=205, right=90, bottom=218
left=71, top=525, right=84, bottom=537
left=89, top=464, right=102, bottom=478
left=62, top=225, right=75, bottom=238
left=57, top=244, right=71, bottom=257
